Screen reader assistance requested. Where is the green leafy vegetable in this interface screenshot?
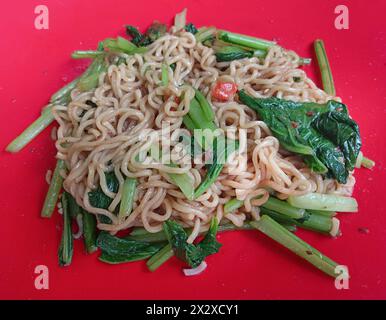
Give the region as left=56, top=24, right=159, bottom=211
left=238, top=91, right=361, bottom=184
left=126, top=22, right=167, bottom=47
left=163, top=218, right=222, bottom=268
left=215, top=45, right=253, bottom=62
left=194, top=136, right=239, bottom=198
left=58, top=192, right=74, bottom=266
left=88, top=172, right=119, bottom=210
left=97, top=231, right=164, bottom=264
left=184, top=23, right=198, bottom=34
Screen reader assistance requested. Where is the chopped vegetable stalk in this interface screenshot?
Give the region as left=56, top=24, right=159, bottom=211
left=361, top=156, right=375, bottom=169
left=195, top=27, right=217, bottom=43
left=307, top=209, right=336, bottom=217
left=194, top=89, right=215, bottom=121
left=146, top=244, right=174, bottom=272
left=224, top=198, right=243, bottom=214
left=50, top=78, right=80, bottom=103
left=314, top=39, right=335, bottom=96
left=218, top=30, right=276, bottom=51
left=58, top=192, right=74, bottom=267
left=103, top=37, right=147, bottom=54
left=250, top=215, right=340, bottom=277
left=174, top=8, right=187, bottom=31
left=6, top=106, right=54, bottom=153
left=118, top=178, right=137, bottom=218
left=168, top=171, right=195, bottom=201
left=185, top=98, right=217, bottom=131
left=41, top=159, right=65, bottom=218
left=262, top=197, right=305, bottom=219
left=287, top=193, right=358, bottom=212
left=71, top=50, right=104, bottom=59
left=82, top=209, right=98, bottom=254
left=355, top=151, right=364, bottom=168
left=260, top=207, right=334, bottom=235
left=161, top=63, right=169, bottom=86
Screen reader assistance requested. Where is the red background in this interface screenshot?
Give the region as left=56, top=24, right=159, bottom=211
left=0, top=0, right=385, bottom=300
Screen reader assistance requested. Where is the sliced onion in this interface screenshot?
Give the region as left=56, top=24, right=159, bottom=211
left=183, top=261, right=207, bottom=276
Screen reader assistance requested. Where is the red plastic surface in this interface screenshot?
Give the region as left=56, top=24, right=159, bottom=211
left=0, top=0, right=385, bottom=300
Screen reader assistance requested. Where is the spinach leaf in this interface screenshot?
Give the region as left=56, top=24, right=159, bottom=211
left=238, top=91, right=361, bottom=184
left=184, top=23, right=198, bottom=34
left=88, top=171, right=119, bottom=224
left=215, top=45, right=253, bottom=62
left=126, top=22, right=167, bottom=47
left=97, top=231, right=165, bottom=264
left=88, top=171, right=119, bottom=210
left=163, top=218, right=222, bottom=268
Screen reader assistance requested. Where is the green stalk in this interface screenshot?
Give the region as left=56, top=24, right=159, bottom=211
left=250, top=215, right=340, bottom=277
left=82, top=209, right=98, bottom=253
left=41, top=159, right=65, bottom=218
left=6, top=106, right=55, bottom=153
left=161, top=63, right=169, bottom=86
left=218, top=30, right=276, bottom=51
left=260, top=207, right=333, bottom=234
left=194, top=89, right=215, bottom=121
left=361, top=156, right=375, bottom=169
left=118, top=178, right=137, bottom=218
left=187, top=98, right=217, bottom=131
left=168, top=171, right=195, bottom=201
left=146, top=244, right=174, bottom=272
left=71, top=50, right=104, bottom=59
left=58, top=192, right=74, bottom=266
left=195, top=27, right=217, bottom=43
left=314, top=39, right=335, bottom=96
left=287, top=193, right=358, bottom=212
left=50, top=78, right=80, bottom=103
left=307, top=209, right=336, bottom=217
left=224, top=198, right=243, bottom=214
left=262, top=197, right=305, bottom=219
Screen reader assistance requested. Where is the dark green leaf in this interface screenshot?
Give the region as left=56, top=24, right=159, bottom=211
left=88, top=171, right=119, bottom=224
left=97, top=231, right=164, bottom=264
left=163, top=218, right=222, bottom=268
left=215, top=45, right=253, bottom=62
left=126, top=22, right=167, bottom=47
left=238, top=91, right=361, bottom=183
left=185, top=23, right=198, bottom=34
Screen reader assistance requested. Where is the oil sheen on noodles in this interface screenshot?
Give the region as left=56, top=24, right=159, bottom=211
left=52, top=29, right=355, bottom=243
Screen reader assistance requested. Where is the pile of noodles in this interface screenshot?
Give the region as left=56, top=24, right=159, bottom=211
left=52, top=28, right=355, bottom=243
